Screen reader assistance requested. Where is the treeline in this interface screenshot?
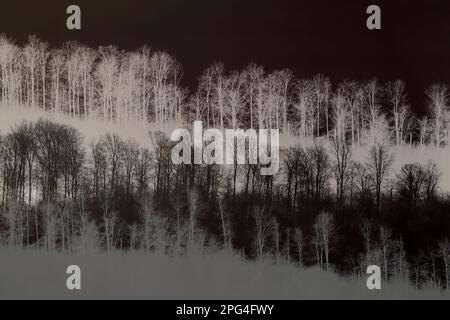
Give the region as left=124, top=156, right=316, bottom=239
left=1, top=35, right=450, bottom=147
left=0, top=119, right=449, bottom=290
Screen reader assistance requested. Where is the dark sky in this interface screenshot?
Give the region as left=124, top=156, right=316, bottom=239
left=1, top=0, right=449, bottom=113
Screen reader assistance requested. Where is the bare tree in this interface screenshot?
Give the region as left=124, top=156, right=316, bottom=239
left=224, top=71, right=244, bottom=129
left=274, top=69, right=293, bottom=133
left=422, top=161, right=440, bottom=201
left=379, top=225, right=393, bottom=282
left=140, top=196, right=153, bottom=252
left=392, top=237, right=409, bottom=280
left=121, top=140, right=139, bottom=195
left=97, top=46, right=119, bottom=121
left=244, top=64, right=264, bottom=129
left=102, top=133, right=123, bottom=193
left=49, top=49, right=65, bottom=113
left=312, top=74, right=330, bottom=138
left=283, top=147, right=303, bottom=212
left=272, top=216, right=280, bottom=261
left=22, top=36, right=42, bottom=108
left=293, top=80, right=314, bottom=138
left=78, top=45, right=96, bottom=118
left=0, top=35, right=21, bottom=105
left=397, top=105, right=413, bottom=146
left=367, top=142, right=393, bottom=212
left=396, top=163, right=425, bottom=207
left=439, top=239, right=449, bottom=290
left=152, top=214, right=169, bottom=255
left=363, top=78, right=383, bottom=136
left=150, top=51, right=182, bottom=125
left=331, top=136, right=352, bottom=204
left=294, top=227, right=303, bottom=267
left=309, top=143, right=330, bottom=201
left=5, top=198, right=21, bottom=247
left=253, top=206, right=273, bottom=260
left=426, top=84, right=448, bottom=147
left=100, top=190, right=116, bottom=252
left=314, top=211, right=335, bottom=271
left=331, top=88, right=348, bottom=141
left=218, top=196, right=232, bottom=250
left=188, top=189, right=199, bottom=250
left=354, top=162, right=373, bottom=207
left=386, top=80, right=407, bottom=147
left=418, top=116, right=430, bottom=147
left=360, top=219, right=374, bottom=268
left=78, top=194, right=99, bottom=253
left=341, top=81, right=363, bottom=144
left=134, top=148, right=153, bottom=194
left=394, top=161, right=440, bottom=205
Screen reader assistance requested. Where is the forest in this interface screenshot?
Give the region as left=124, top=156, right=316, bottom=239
left=0, top=34, right=449, bottom=293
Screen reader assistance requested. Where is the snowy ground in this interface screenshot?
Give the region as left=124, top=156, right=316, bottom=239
left=0, top=247, right=447, bottom=300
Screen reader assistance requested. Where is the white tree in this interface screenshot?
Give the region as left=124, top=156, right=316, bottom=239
left=38, top=40, right=49, bottom=110
left=332, top=89, right=348, bottom=141
left=312, top=75, right=331, bottom=139
left=293, top=80, right=314, bottom=138
left=42, top=203, right=57, bottom=251
left=314, top=211, right=335, bottom=271
left=253, top=207, right=273, bottom=260
left=65, top=42, right=83, bottom=117
left=418, top=116, right=430, bottom=147
left=49, top=49, right=65, bottom=113
left=426, top=84, right=448, bottom=147
left=97, top=46, right=119, bottom=121
left=397, top=105, right=413, bottom=146
left=386, top=80, right=407, bottom=147
left=341, top=81, right=363, bottom=144
left=22, top=36, right=41, bottom=108
left=392, top=237, right=409, bottom=280
left=244, top=64, right=264, bottom=129
left=152, top=214, right=169, bottom=255
left=150, top=52, right=182, bottom=125
left=0, top=35, right=21, bottom=105
left=5, top=199, right=21, bottom=247
left=225, top=71, right=244, bottom=129
left=363, top=79, right=383, bottom=138
left=100, top=191, right=117, bottom=252
left=379, top=225, right=393, bottom=282
left=78, top=45, right=96, bottom=118
left=264, top=73, right=283, bottom=130
left=256, top=75, right=268, bottom=129
left=78, top=195, right=99, bottom=253
left=274, top=69, right=293, bottom=133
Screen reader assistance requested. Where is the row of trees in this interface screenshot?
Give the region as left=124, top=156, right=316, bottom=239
left=0, top=119, right=449, bottom=289
left=1, top=35, right=450, bottom=147
left=0, top=35, right=185, bottom=124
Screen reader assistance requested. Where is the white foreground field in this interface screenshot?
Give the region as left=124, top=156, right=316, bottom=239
left=0, top=247, right=447, bottom=300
